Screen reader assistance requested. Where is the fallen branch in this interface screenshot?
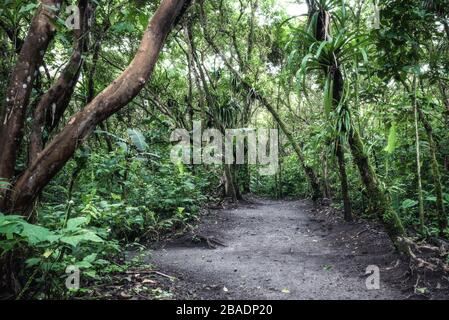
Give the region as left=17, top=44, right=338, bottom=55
left=125, top=270, right=176, bottom=280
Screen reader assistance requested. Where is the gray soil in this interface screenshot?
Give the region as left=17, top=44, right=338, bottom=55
left=144, top=198, right=424, bottom=300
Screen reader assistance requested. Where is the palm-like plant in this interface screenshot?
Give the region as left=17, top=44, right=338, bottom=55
left=287, top=2, right=370, bottom=148
left=423, top=0, right=449, bottom=17
left=213, top=98, right=241, bottom=129
left=286, top=0, right=368, bottom=221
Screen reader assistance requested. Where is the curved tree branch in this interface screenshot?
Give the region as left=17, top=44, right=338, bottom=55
left=6, top=0, right=191, bottom=214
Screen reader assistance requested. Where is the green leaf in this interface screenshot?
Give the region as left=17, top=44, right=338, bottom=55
left=0, top=215, right=57, bottom=245
left=401, top=199, right=418, bottom=209
left=415, top=287, right=428, bottom=294
left=177, top=161, right=185, bottom=174
left=111, top=22, right=135, bottom=33
left=322, top=264, right=333, bottom=271
left=82, top=253, right=97, bottom=264
left=384, top=122, right=397, bottom=154
left=444, top=193, right=449, bottom=204
left=60, top=235, right=83, bottom=247
left=359, top=48, right=369, bottom=64
left=127, top=129, right=148, bottom=151
left=323, top=73, right=333, bottom=117
left=0, top=178, right=10, bottom=191
left=20, top=223, right=55, bottom=245
left=60, top=231, right=103, bottom=247
left=25, top=258, right=42, bottom=267
left=75, top=260, right=93, bottom=268
left=315, top=41, right=328, bottom=60
left=138, top=13, right=149, bottom=29
left=19, top=3, right=39, bottom=13
left=66, top=217, right=89, bottom=230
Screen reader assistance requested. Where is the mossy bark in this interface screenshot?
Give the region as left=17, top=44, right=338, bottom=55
left=332, top=67, right=353, bottom=222
left=238, top=163, right=251, bottom=194
left=418, top=107, right=447, bottom=233
left=348, top=128, right=405, bottom=242
left=413, top=93, right=425, bottom=231
left=336, top=141, right=353, bottom=222
left=311, top=4, right=352, bottom=218
left=224, top=165, right=238, bottom=202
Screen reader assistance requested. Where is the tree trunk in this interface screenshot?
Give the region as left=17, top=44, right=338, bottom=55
left=331, top=67, right=353, bottom=222
left=310, top=3, right=351, bottom=216
left=241, top=164, right=251, bottom=194
left=321, top=151, right=332, bottom=199
left=198, top=5, right=322, bottom=200
left=232, top=165, right=243, bottom=200
left=336, top=141, right=353, bottom=222
left=311, top=0, right=404, bottom=247
left=418, top=107, right=447, bottom=233
left=2, top=0, right=191, bottom=214
left=0, top=0, right=62, bottom=207
left=203, top=41, right=322, bottom=199
left=348, top=127, right=405, bottom=244
left=223, top=165, right=237, bottom=201
left=29, top=0, right=92, bottom=163
left=265, top=101, right=322, bottom=201
left=413, top=80, right=425, bottom=232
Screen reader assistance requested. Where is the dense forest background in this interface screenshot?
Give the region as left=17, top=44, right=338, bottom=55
left=1, top=0, right=449, bottom=299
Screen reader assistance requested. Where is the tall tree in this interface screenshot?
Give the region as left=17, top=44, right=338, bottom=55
left=0, top=0, right=191, bottom=215
left=0, top=0, right=63, bottom=197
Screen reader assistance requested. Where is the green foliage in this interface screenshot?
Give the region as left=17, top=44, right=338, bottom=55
left=0, top=212, right=118, bottom=298
left=2, top=0, right=449, bottom=298
left=127, top=128, right=149, bottom=152
left=384, top=122, right=397, bottom=154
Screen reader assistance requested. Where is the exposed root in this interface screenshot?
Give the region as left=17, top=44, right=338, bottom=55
left=192, top=234, right=227, bottom=249
left=397, top=236, right=449, bottom=273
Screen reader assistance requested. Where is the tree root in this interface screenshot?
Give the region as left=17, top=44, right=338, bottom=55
left=397, top=236, right=449, bottom=273
left=192, top=234, right=227, bottom=249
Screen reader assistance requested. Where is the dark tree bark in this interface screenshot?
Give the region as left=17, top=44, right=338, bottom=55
left=0, top=19, right=24, bottom=53
left=331, top=67, right=353, bottom=222
left=315, top=9, right=330, bottom=41
left=442, top=20, right=449, bottom=41
left=223, top=165, right=238, bottom=201
left=311, top=3, right=352, bottom=218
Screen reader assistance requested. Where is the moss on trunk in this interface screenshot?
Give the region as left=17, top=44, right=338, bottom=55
left=418, top=108, right=447, bottom=233
left=348, top=128, right=405, bottom=242
left=336, top=141, right=353, bottom=222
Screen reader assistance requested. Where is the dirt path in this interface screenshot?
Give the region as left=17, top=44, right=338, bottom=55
left=146, top=198, right=411, bottom=300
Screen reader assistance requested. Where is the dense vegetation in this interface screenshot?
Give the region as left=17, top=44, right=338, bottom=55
left=0, top=0, right=449, bottom=299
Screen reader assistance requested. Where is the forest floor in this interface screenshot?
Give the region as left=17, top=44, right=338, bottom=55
left=134, top=197, right=448, bottom=300
left=121, top=197, right=449, bottom=300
